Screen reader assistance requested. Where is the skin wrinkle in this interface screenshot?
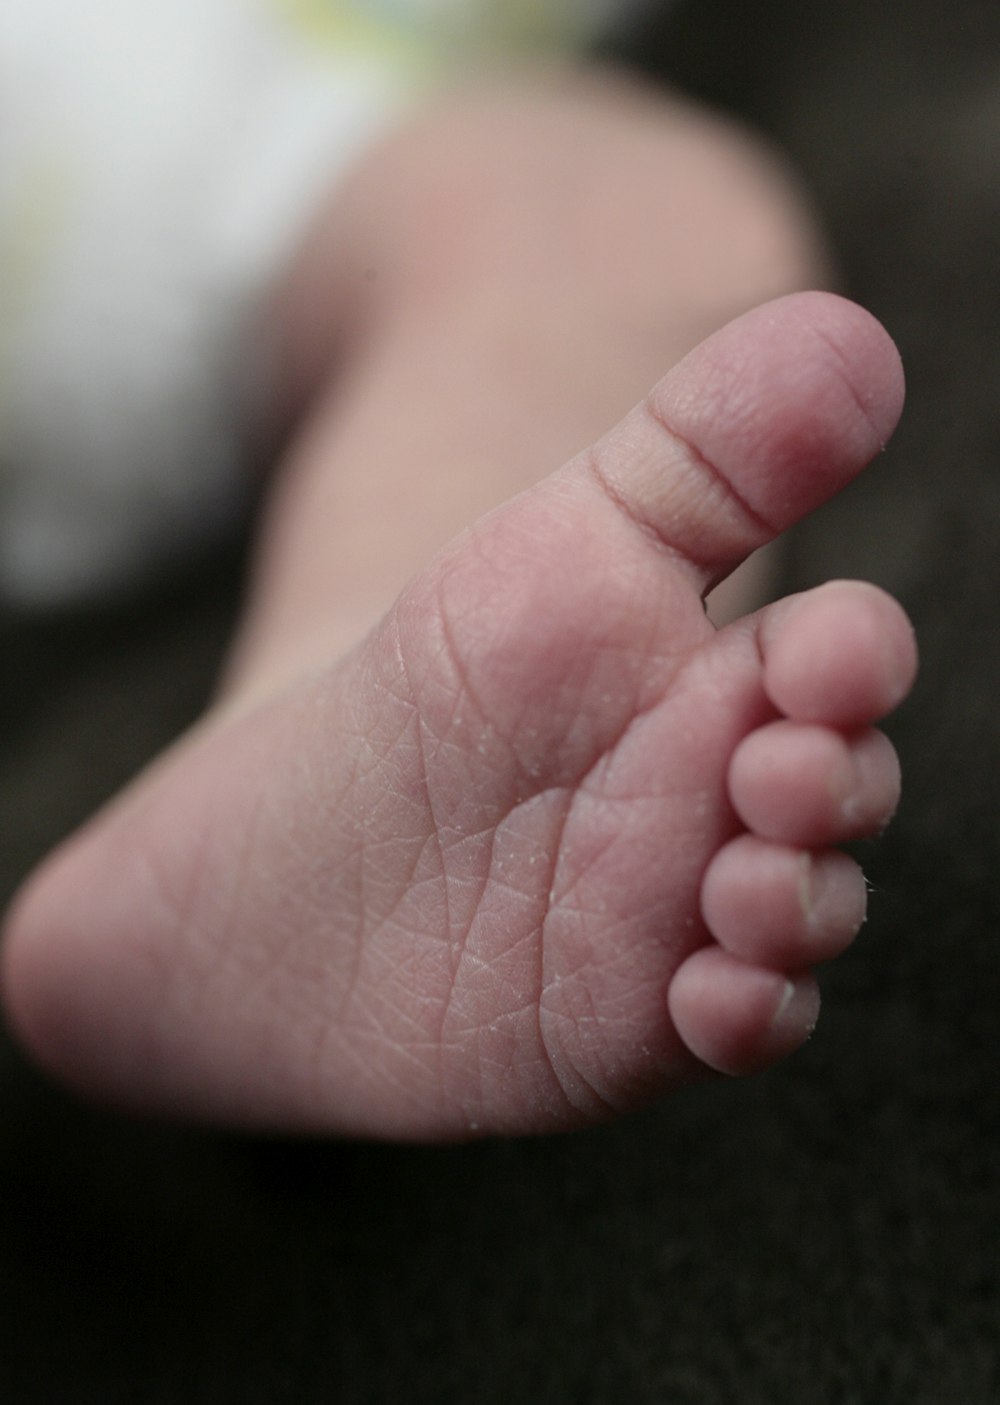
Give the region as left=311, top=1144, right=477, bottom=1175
left=338, top=687, right=413, bottom=793
left=149, top=793, right=320, bottom=1104
left=538, top=940, right=624, bottom=1121
left=643, top=385, right=773, bottom=546
left=581, top=441, right=699, bottom=576
left=319, top=751, right=419, bottom=1028
left=310, top=677, right=438, bottom=1038
left=423, top=567, right=505, bottom=764
left=809, top=317, right=890, bottom=452
left=536, top=782, right=663, bottom=1118
left=118, top=826, right=225, bottom=1090
left=355, top=651, right=553, bottom=1112
left=149, top=780, right=281, bottom=1044
left=332, top=923, right=447, bottom=1090
left=639, top=392, right=774, bottom=542
left=291, top=687, right=415, bottom=1042
left=211, top=799, right=279, bottom=986
left=483, top=609, right=678, bottom=798
left=502, top=646, right=629, bottom=792
left=332, top=1007, right=444, bottom=1123
left=437, top=788, right=568, bottom=1116
left=748, top=606, right=771, bottom=677
left=441, top=502, right=643, bottom=730
left=542, top=956, right=642, bottom=1110
left=485, top=791, right=569, bottom=1110
left=425, top=474, right=704, bottom=791
left=394, top=590, right=493, bottom=1107
left=325, top=843, right=368, bottom=1028
left=423, top=550, right=563, bottom=797
left=126, top=813, right=215, bottom=988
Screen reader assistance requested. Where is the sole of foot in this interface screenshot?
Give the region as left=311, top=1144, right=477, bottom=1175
left=1, top=292, right=915, bottom=1140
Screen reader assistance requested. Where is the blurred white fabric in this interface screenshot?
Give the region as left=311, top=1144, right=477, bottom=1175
left=0, top=0, right=651, bottom=603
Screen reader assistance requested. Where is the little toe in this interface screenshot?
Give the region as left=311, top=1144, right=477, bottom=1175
left=701, top=834, right=867, bottom=968
left=729, top=720, right=901, bottom=847
left=668, top=946, right=820, bottom=1077
left=761, top=580, right=918, bottom=727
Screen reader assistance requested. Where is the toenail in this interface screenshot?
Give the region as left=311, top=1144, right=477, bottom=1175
left=769, top=974, right=820, bottom=1042
left=770, top=978, right=798, bottom=1029
left=828, top=750, right=857, bottom=816
left=798, top=849, right=868, bottom=943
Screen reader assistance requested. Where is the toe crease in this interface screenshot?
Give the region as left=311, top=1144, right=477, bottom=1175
left=581, top=442, right=695, bottom=568
left=809, top=320, right=888, bottom=450
left=637, top=392, right=775, bottom=548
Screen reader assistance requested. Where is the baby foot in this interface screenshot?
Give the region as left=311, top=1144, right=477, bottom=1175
left=1, top=293, right=915, bottom=1139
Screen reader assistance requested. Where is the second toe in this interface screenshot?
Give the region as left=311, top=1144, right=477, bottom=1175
left=728, top=720, right=901, bottom=847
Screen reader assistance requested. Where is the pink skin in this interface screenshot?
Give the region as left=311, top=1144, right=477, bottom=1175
left=700, top=837, right=868, bottom=970
left=729, top=719, right=901, bottom=847
left=0, top=292, right=916, bottom=1140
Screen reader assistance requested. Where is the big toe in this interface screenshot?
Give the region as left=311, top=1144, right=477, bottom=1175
left=570, top=290, right=904, bottom=591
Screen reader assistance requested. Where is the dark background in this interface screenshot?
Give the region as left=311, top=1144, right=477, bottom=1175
left=3, top=1, right=999, bottom=1399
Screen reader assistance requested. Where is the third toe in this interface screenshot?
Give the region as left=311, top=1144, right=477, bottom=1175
left=728, top=719, right=901, bottom=847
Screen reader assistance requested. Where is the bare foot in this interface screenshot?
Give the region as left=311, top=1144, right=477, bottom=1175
left=1, top=293, right=915, bottom=1139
